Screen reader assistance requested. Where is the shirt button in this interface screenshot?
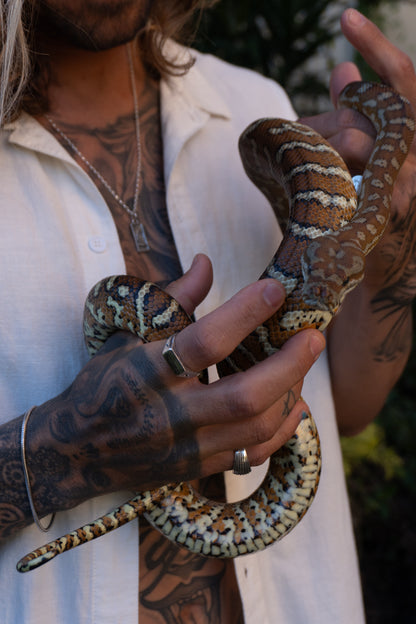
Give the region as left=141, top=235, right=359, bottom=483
left=88, top=236, right=107, bottom=253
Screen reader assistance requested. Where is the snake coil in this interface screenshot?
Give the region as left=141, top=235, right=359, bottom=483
left=17, top=82, right=414, bottom=572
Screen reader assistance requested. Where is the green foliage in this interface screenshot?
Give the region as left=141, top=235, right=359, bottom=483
left=344, top=362, right=416, bottom=619
left=341, top=422, right=403, bottom=482
left=195, top=0, right=349, bottom=109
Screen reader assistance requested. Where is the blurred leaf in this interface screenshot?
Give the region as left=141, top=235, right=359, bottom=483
left=341, top=422, right=404, bottom=480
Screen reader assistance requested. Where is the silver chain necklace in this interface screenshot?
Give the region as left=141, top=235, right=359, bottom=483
left=45, top=43, right=150, bottom=253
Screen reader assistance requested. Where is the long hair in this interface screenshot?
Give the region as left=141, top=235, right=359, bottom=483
left=0, top=0, right=217, bottom=126
left=0, top=0, right=29, bottom=125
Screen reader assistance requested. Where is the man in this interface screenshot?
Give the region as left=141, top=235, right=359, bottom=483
left=0, top=2, right=415, bottom=622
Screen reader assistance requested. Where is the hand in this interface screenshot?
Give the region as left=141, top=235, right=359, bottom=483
left=300, top=8, right=416, bottom=306
left=297, top=9, right=416, bottom=434
left=26, top=254, right=325, bottom=518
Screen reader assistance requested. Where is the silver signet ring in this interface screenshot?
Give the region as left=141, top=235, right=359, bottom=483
left=162, top=333, right=200, bottom=378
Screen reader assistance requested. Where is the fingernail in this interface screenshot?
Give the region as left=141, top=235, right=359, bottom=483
left=309, top=333, right=325, bottom=361
left=263, top=281, right=285, bottom=307
left=345, top=8, right=365, bottom=27
left=189, top=254, right=201, bottom=270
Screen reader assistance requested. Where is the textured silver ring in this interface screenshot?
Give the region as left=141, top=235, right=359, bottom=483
left=162, top=333, right=200, bottom=378
left=233, top=449, right=251, bottom=475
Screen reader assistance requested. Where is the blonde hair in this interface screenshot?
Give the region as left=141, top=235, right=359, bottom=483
left=0, top=0, right=216, bottom=126
left=0, top=0, right=29, bottom=125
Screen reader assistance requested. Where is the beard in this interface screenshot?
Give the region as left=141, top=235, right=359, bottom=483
left=32, top=0, right=152, bottom=51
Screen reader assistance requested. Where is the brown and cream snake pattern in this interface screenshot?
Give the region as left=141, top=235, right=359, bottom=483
left=17, top=81, right=415, bottom=572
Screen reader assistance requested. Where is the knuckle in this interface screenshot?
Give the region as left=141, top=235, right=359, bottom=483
left=281, top=353, right=308, bottom=387
left=248, top=413, right=276, bottom=445
left=226, top=388, right=258, bottom=421
left=282, top=334, right=315, bottom=380
left=192, top=322, right=223, bottom=363
left=337, top=107, right=360, bottom=129
left=339, top=127, right=366, bottom=160
left=249, top=422, right=297, bottom=467
left=249, top=447, right=272, bottom=468
left=336, top=110, right=374, bottom=153
left=292, top=355, right=310, bottom=382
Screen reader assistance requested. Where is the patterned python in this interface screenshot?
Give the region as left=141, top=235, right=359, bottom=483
left=17, top=82, right=414, bottom=573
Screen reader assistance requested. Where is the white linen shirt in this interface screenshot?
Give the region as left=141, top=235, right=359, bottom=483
left=0, top=47, right=365, bottom=623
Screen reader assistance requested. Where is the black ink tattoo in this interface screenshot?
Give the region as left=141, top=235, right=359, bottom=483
left=40, top=71, right=245, bottom=622
left=48, top=74, right=182, bottom=285
left=139, top=523, right=244, bottom=624
left=55, top=345, right=201, bottom=499
left=0, top=418, right=30, bottom=536
left=282, top=389, right=296, bottom=418
left=371, top=195, right=416, bottom=361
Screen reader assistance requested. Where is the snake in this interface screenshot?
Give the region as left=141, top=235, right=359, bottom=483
left=17, top=81, right=414, bottom=573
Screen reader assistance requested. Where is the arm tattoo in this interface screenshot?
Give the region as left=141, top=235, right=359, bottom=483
left=0, top=419, right=28, bottom=536
left=371, top=196, right=416, bottom=362
left=0, top=341, right=202, bottom=539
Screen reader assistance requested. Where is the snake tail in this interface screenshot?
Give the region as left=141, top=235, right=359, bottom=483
left=17, top=488, right=169, bottom=572
left=17, top=412, right=320, bottom=571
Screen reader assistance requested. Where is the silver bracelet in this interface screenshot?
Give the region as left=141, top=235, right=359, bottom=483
left=20, top=406, right=56, bottom=532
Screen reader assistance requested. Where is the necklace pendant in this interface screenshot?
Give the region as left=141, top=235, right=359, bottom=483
left=130, top=219, right=150, bottom=253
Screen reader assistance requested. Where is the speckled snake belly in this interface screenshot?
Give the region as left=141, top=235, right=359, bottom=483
left=17, top=82, right=414, bottom=572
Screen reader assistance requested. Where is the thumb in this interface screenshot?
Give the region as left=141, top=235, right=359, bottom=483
left=165, top=253, right=213, bottom=315
left=330, top=61, right=362, bottom=109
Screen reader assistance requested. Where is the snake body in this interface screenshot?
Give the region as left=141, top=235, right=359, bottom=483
left=17, top=82, right=414, bottom=572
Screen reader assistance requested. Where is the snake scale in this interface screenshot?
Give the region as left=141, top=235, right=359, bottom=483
left=17, top=82, right=414, bottom=572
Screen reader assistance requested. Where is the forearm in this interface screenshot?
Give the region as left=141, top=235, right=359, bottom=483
left=0, top=401, right=92, bottom=542
left=0, top=415, right=33, bottom=539
left=328, top=279, right=413, bottom=436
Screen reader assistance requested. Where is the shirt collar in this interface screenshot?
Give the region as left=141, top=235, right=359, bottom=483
left=160, top=41, right=231, bottom=181
left=4, top=113, right=76, bottom=164
left=3, top=40, right=232, bottom=173
left=161, top=40, right=231, bottom=119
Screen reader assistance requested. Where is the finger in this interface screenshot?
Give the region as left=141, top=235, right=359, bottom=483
left=329, top=61, right=362, bottom=108
left=201, top=398, right=310, bottom=476
left=241, top=398, right=310, bottom=468
left=328, top=127, right=374, bottom=175
left=210, top=329, right=324, bottom=421
left=341, top=8, right=416, bottom=98
left=167, top=278, right=287, bottom=374
left=299, top=105, right=375, bottom=175
left=94, top=255, right=213, bottom=358
left=165, top=253, right=213, bottom=315
left=247, top=400, right=312, bottom=467
left=189, top=328, right=324, bottom=429
left=198, top=383, right=303, bottom=456
left=299, top=108, right=374, bottom=144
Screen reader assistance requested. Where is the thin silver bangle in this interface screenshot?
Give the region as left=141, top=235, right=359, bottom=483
left=20, top=406, right=56, bottom=532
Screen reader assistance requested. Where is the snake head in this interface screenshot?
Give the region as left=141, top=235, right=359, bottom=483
left=301, top=236, right=365, bottom=315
